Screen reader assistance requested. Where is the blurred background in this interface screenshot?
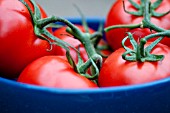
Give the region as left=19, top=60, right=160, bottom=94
left=35, top=0, right=116, bottom=18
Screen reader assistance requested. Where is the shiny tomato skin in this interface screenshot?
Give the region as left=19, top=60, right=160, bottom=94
left=0, top=0, right=55, bottom=78
left=105, top=0, right=170, bottom=50
left=98, top=43, right=170, bottom=87
left=53, top=25, right=95, bottom=63
left=17, top=56, right=98, bottom=89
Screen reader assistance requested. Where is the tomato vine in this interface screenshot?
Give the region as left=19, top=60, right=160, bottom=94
left=19, top=0, right=103, bottom=82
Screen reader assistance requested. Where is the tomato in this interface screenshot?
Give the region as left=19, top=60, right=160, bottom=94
left=0, top=0, right=55, bottom=78
left=98, top=43, right=170, bottom=87
left=105, top=0, right=170, bottom=50
left=53, top=25, right=95, bottom=63
left=17, top=56, right=98, bottom=89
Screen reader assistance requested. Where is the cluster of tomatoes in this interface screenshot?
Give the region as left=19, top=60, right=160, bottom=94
left=1, top=0, right=170, bottom=89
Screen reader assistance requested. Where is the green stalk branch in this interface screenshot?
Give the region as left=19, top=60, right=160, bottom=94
left=105, top=23, right=141, bottom=32
left=19, top=0, right=102, bottom=81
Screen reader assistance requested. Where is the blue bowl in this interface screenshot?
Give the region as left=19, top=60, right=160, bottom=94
left=1, top=18, right=170, bottom=113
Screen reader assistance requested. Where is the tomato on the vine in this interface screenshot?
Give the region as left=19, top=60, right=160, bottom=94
left=98, top=43, right=170, bottom=87
left=0, top=0, right=55, bottom=78
left=17, top=56, right=98, bottom=89
left=105, top=0, right=170, bottom=50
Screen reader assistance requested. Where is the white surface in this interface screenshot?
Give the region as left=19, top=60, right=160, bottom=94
left=35, top=0, right=116, bottom=18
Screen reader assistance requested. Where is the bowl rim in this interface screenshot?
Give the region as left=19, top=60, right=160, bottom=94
left=1, top=76, right=170, bottom=94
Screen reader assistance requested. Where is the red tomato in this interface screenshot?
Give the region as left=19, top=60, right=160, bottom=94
left=105, top=0, right=170, bottom=50
left=0, top=0, right=55, bottom=78
left=53, top=25, right=95, bottom=63
left=17, top=56, right=98, bottom=89
left=98, top=43, right=170, bottom=87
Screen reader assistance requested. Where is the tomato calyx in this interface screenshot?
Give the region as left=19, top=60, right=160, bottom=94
left=122, top=32, right=165, bottom=62
left=123, top=0, right=170, bottom=17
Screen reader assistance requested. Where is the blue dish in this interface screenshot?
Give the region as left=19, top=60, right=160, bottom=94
left=1, top=18, right=170, bottom=113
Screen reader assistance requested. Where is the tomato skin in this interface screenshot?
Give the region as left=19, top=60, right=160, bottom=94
left=105, top=0, right=170, bottom=50
left=53, top=25, right=95, bottom=63
left=0, top=0, right=55, bottom=78
left=17, top=56, right=98, bottom=89
left=98, top=43, right=170, bottom=87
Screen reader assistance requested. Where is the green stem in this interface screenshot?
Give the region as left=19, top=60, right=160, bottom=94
left=41, top=15, right=103, bottom=78
left=38, top=16, right=82, bottom=36
left=104, top=23, right=141, bottom=32
left=142, top=0, right=166, bottom=32
left=144, top=31, right=170, bottom=40
left=39, top=16, right=101, bottom=60
left=66, top=28, right=100, bottom=59
left=40, top=16, right=102, bottom=77
left=19, top=0, right=102, bottom=81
